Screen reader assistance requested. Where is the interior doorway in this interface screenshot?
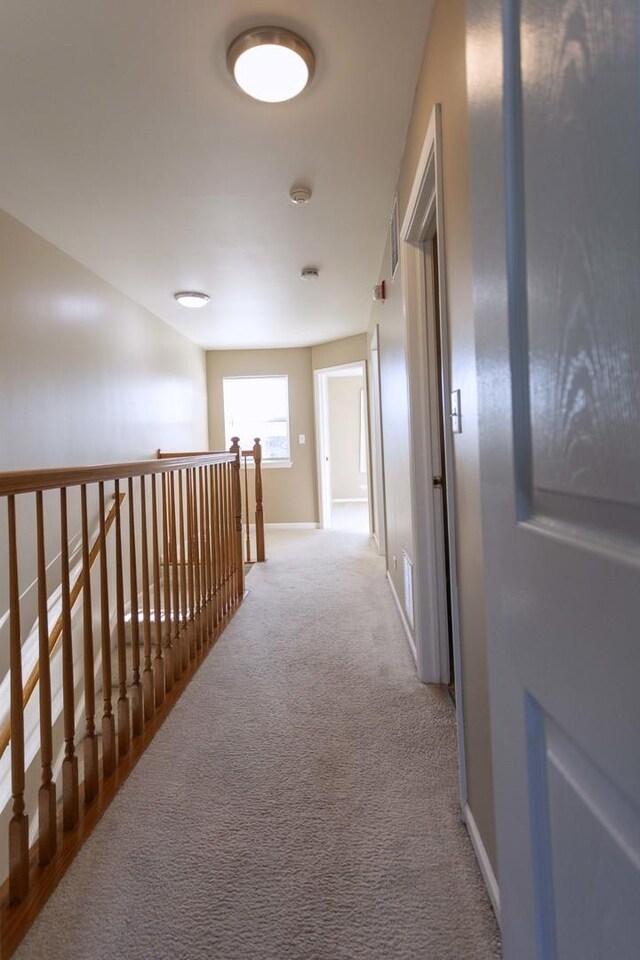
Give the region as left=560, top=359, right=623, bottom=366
left=315, top=362, right=371, bottom=535
left=427, top=233, right=455, bottom=699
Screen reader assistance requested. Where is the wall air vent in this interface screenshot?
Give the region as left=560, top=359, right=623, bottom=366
left=390, top=194, right=399, bottom=279
left=402, top=550, right=414, bottom=628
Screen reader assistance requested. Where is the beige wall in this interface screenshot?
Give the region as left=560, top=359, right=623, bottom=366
left=0, top=206, right=209, bottom=691
left=0, top=209, right=208, bottom=472
left=328, top=375, right=367, bottom=501
left=370, top=0, right=497, bottom=873
left=311, top=334, right=367, bottom=370
left=206, top=348, right=317, bottom=524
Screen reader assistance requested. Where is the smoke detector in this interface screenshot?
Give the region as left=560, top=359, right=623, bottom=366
left=301, top=266, right=320, bottom=280
left=290, top=185, right=312, bottom=204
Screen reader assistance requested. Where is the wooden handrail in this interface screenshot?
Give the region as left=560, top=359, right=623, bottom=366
left=0, top=450, right=244, bottom=949
left=0, top=453, right=234, bottom=497
left=0, top=493, right=126, bottom=761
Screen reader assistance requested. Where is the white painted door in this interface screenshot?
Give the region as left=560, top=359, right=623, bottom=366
left=468, top=2, right=640, bottom=957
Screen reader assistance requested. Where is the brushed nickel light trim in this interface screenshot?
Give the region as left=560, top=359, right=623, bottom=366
left=227, top=26, right=315, bottom=103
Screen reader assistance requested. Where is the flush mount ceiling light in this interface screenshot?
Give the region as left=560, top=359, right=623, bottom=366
left=174, top=291, right=210, bottom=308
left=227, top=27, right=315, bottom=103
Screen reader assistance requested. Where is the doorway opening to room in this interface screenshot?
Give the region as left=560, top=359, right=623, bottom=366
left=314, top=361, right=371, bottom=535
left=400, top=103, right=468, bottom=818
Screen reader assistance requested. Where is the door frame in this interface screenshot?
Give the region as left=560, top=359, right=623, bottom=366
left=399, top=104, right=468, bottom=808
left=313, top=361, right=371, bottom=533
left=369, top=325, right=387, bottom=556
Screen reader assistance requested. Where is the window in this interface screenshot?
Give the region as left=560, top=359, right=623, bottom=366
left=223, top=376, right=290, bottom=461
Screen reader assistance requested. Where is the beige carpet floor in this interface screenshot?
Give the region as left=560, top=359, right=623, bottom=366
left=16, top=530, right=501, bottom=960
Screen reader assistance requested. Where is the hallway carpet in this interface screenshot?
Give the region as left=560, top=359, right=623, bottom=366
left=16, top=531, right=501, bottom=960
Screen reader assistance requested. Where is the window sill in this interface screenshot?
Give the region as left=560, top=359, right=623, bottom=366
left=246, top=459, right=292, bottom=469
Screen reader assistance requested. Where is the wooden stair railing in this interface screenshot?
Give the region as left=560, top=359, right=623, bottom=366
left=0, top=452, right=243, bottom=957
left=0, top=493, right=125, bottom=763
left=158, top=439, right=266, bottom=564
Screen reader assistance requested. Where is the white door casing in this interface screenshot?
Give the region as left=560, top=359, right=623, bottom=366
left=369, top=326, right=388, bottom=555
left=314, top=362, right=370, bottom=533
left=468, top=2, right=640, bottom=958
left=401, top=105, right=468, bottom=809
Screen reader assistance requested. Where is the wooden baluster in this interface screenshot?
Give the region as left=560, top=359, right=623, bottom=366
left=230, top=439, right=244, bottom=602
left=114, top=480, right=130, bottom=757
left=80, top=485, right=99, bottom=806
left=170, top=471, right=182, bottom=683
left=209, top=464, right=218, bottom=629
left=178, top=470, right=189, bottom=671
left=35, top=491, right=57, bottom=860
left=221, top=462, right=229, bottom=613
left=204, top=465, right=212, bottom=638
left=253, top=438, right=265, bottom=562
left=201, top=465, right=211, bottom=641
left=152, top=474, right=166, bottom=705
left=228, top=461, right=235, bottom=606
left=99, top=482, right=116, bottom=777
left=128, top=478, right=143, bottom=736
left=226, top=462, right=234, bottom=608
left=7, top=495, right=29, bottom=903
left=185, top=469, right=194, bottom=660
left=209, top=464, right=222, bottom=626
left=161, top=473, right=174, bottom=692
left=243, top=454, right=251, bottom=563
left=205, top=464, right=216, bottom=640
left=60, top=487, right=79, bottom=830
left=192, top=467, right=203, bottom=652
left=140, top=475, right=155, bottom=722
left=216, top=464, right=226, bottom=620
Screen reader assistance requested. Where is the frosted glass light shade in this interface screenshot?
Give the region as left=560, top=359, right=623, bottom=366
left=227, top=27, right=315, bottom=103
left=174, top=292, right=210, bottom=308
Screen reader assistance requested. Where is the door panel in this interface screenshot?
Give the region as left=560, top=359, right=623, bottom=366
left=520, top=0, right=640, bottom=534
left=468, top=1, right=640, bottom=957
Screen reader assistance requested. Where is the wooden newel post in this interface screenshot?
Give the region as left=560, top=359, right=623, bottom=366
left=230, top=438, right=244, bottom=599
left=253, top=438, right=266, bottom=562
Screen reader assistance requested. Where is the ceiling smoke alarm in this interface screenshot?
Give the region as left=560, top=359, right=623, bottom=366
left=301, top=266, right=320, bottom=280
left=290, top=185, right=312, bottom=204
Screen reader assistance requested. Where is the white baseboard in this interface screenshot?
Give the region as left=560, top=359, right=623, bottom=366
left=464, top=803, right=501, bottom=925
left=386, top=571, right=417, bottom=663
left=265, top=522, right=319, bottom=530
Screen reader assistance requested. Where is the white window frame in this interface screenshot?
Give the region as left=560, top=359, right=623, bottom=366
left=222, top=375, right=292, bottom=468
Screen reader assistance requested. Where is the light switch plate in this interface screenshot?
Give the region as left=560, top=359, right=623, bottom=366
left=298, top=434, right=306, bottom=445
left=451, top=389, right=461, bottom=433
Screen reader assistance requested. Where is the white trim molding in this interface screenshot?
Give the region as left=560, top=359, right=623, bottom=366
left=247, top=459, right=292, bottom=469
left=265, top=522, right=319, bottom=530
left=464, top=804, right=501, bottom=926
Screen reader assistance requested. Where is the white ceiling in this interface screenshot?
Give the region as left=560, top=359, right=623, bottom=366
left=0, top=1, right=433, bottom=350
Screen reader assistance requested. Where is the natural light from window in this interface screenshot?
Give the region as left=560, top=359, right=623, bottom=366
left=223, top=376, right=290, bottom=461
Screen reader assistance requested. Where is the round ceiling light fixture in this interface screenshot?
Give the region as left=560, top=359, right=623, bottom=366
left=174, top=291, right=211, bottom=308
left=227, top=27, right=315, bottom=103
